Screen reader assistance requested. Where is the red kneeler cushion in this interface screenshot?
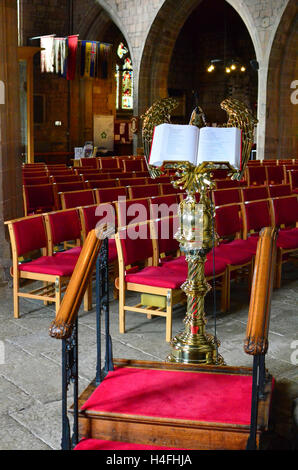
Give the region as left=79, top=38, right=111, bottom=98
left=81, top=367, right=253, bottom=426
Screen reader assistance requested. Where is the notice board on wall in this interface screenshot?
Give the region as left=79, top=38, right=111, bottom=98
left=93, top=115, right=114, bottom=151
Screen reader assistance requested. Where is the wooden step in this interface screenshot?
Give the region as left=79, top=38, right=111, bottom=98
left=77, top=359, right=274, bottom=451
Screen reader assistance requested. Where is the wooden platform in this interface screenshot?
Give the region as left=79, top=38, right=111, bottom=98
left=77, top=359, right=274, bottom=451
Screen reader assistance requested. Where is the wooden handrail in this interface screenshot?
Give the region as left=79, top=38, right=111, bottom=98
left=49, top=229, right=103, bottom=339
left=244, top=227, right=278, bottom=355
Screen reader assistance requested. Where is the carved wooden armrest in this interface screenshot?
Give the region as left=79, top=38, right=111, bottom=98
left=244, top=227, right=278, bottom=356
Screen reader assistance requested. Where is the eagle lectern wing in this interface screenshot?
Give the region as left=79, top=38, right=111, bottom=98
left=141, top=97, right=178, bottom=176
left=220, top=98, right=258, bottom=180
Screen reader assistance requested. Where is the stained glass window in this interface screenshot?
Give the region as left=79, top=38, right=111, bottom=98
left=116, top=43, right=133, bottom=111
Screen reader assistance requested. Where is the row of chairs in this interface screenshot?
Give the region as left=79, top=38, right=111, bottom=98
left=7, top=192, right=297, bottom=341
left=79, top=156, right=147, bottom=173
left=212, top=184, right=294, bottom=206
left=247, top=158, right=297, bottom=165
left=22, top=171, right=156, bottom=185
left=22, top=182, right=183, bottom=215
left=245, top=164, right=298, bottom=186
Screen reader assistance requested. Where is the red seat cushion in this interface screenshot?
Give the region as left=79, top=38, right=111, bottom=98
left=125, top=265, right=184, bottom=289
left=18, top=254, right=77, bottom=276
left=276, top=229, right=298, bottom=249
left=210, top=243, right=253, bottom=265
left=161, top=255, right=227, bottom=277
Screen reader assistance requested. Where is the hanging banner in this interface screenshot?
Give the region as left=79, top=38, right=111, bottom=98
left=97, top=43, right=111, bottom=79
left=54, top=38, right=67, bottom=75
left=66, top=35, right=78, bottom=80
left=93, top=115, right=114, bottom=151
left=40, top=35, right=56, bottom=73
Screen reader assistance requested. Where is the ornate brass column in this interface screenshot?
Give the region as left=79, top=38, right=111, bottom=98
left=166, top=162, right=225, bottom=364
left=141, top=97, right=257, bottom=365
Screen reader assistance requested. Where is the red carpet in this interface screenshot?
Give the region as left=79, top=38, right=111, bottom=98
left=74, top=438, right=186, bottom=450
left=81, top=367, right=253, bottom=425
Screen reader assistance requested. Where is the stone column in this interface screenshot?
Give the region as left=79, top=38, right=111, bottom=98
left=0, top=0, right=22, bottom=281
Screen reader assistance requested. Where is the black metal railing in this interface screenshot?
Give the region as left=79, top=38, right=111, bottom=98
left=60, top=237, right=112, bottom=450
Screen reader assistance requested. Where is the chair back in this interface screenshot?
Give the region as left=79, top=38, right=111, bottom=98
left=79, top=203, right=116, bottom=240
left=129, top=184, right=160, bottom=199
left=151, top=216, right=180, bottom=258
left=268, top=184, right=292, bottom=198
left=61, top=189, right=95, bottom=209
left=95, top=186, right=127, bottom=204
left=23, top=184, right=57, bottom=215
left=246, top=166, right=267, bottom=186
left=265, top=165, right=285, bottom=185
left=149, top=195, right=179, bottom=219
left=241, top=186, right=269, bottom=202
left=241, top=200, right=272, bottom=238
left=8, top=215, right=48, bottom=257
left=270, top=195, right=298, bottom=228
left=44, top=209, right=82, bottom=254
left=215, top=204, right=242, bottom=239
left=116, top=198, right=150, bottom=227
left=212, top=188, right=241, bottom=206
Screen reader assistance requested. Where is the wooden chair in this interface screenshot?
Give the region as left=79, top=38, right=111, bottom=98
left=265, top=165, right=285, bottom=185
left=23, top=176, right=51, bottom=185
left=5, top=214, right=77, bottom=318
left=118, top=177, right=147, bottom=187
left=288, top=170, right=298, bottom=194
left=115, top=221, right=185, bottom=342
left=122, top=159, right=144, bottom=172
left=95, top=186, right=127, bottom=204
left=60, top=189, right=96, bottom=209
left=269, top=195, right=298, bottom=287
left=241, top=186, right=269, bottom=202
left=85, top=179, right=120, bottom=189
left=149, top=194, right=179, bottom=219
left=245, top=166, right=267, bottom=186
left=214, top=204, right=255, bottom=310
left=23, top=184, right=57, bottom=216
left=212, top=188, right=242, bottom=206
left=79, top=203, right=118, bottom=299
left=129, top=184, right=161, bottom=199
left=115, top=197, right=150, bottom=227
left=80, top=158, right=98, bottom=169
left=268, top=184, right=292, bottom=198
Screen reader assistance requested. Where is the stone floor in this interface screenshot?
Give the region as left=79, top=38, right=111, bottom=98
left=0, top=263, right=297, bottom=450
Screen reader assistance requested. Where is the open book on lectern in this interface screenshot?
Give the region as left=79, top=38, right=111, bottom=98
left=149, top=123, right=242, bottom=170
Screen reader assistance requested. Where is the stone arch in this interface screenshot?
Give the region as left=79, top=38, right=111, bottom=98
left=138, top=0, right=259, bottom=117
left=265, top=0, right=298, bottom=158
left=80, top=0, right=135, bottom=64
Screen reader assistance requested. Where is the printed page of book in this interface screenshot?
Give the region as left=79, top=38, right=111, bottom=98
left=196, top=127, right=241, bottom=169
left=149, top=123, right=199, bottom=167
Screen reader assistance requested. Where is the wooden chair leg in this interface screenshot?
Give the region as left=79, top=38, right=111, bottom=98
left=13, top=273, right=20, bottom=319
left=119, top=282, right=126, bottom=334
left=43, top=281, right=49, bottom=305
left=165, top=290, right=173, bottom=343
left=55, top=277, right=62, bottom=315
